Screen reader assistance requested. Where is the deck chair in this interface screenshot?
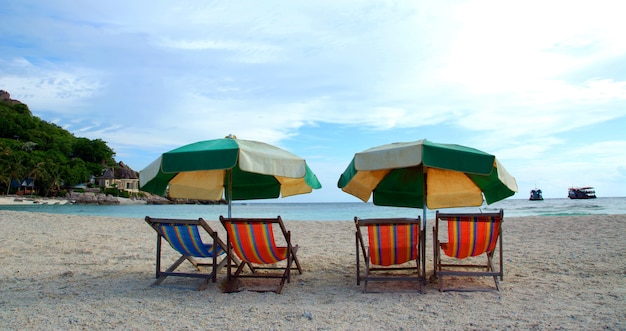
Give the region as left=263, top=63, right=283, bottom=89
left=355, top=217, right=423, bottom=293
left=433, top=209, right=504, bottom=292
left=219, top=216, right=302, bottom=294
left=145, top=216, right=237, bottom=291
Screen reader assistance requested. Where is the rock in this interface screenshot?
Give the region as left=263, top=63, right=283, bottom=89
left=0, top=90, right=23, bottom=104
left=70, top=192, right=120, bottom=205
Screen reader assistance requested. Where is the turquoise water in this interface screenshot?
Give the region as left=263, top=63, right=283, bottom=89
left=1, top=197, right=625, bottom=221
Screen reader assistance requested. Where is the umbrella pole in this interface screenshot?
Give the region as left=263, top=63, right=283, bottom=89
left=422, top=204, right=427, bottom=285
left=227, top=169, right=232, bottom=218
left=422, top=172, right=427, bottom=285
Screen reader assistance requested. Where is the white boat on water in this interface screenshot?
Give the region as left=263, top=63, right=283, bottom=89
left=568, top=187, right=596, bottom=199
left=529, top=188, right=543, bottom=201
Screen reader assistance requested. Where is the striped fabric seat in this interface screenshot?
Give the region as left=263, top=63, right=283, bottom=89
left=367, top=223, right=419, bottom=266
left=434, top=210, right=504, bottom=292
left=441, top=215, right=500, bottom=259
left=145, top=217, right=233, bottom=291
left=156, top=223, right=224, bottom=258
left=221, top=221, right=287, bottom=264
left=219, top=216, right=302, bottom=294
left=355, top=217, right=423, bottom=292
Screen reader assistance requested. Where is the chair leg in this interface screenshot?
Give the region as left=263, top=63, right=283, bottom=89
left=155, top=235, right=162, bottom=279
left=276, top=268, right=288, bottom=294
left=225, top=233, right=235, bottom=281
left=290, top=245, right=303, bottom=274
left=435, top=242, right=444, bottom=292
left=356, top=233, right=361, bottom=285
left=154, top=255, right=187, bottom=285
left=364, top=257, right=370, bottom=292
left=414, top=253, right=424, bottom=293
left=212, top=242, right=218, bottom=283
left=213, top=256, right=229, bottom=281
left=420, top=229, right=424, bottom=279
left=487, top=252, right=500, bottom=291
left=286, top=248, right=292, bottom=284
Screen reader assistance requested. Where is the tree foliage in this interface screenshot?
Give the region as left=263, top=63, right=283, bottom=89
left=0, top=98, right=117, bottom=196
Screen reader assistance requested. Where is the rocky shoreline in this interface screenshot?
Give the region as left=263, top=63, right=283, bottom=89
left=2, top=193, right=229, bottom=206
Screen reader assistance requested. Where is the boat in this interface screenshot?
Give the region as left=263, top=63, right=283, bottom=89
left=529, top=188, right=543, bottom=201
left=568, top=187, right=597, bottom=199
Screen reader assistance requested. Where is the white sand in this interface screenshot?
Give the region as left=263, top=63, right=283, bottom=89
left=0, top=196, right=144, bottom=206
left=0, top=196, right=70, bottom=205
left=0, top=210, right=624, bottom=330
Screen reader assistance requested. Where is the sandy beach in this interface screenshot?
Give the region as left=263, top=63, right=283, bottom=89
left=0, top=196, right=71, bottom=206
left=0, top=210, right=624, bottom=330
left=0, top=195, right=144, bottom=206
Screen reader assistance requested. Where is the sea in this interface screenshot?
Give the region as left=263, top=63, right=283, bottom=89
left=1, top=197, right=625, bottom=221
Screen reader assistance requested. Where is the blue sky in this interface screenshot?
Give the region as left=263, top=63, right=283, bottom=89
left=1, top=1, right=625, bottom=202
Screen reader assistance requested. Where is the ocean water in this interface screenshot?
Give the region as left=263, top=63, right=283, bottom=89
left=1, top=197, right=625, bottom=221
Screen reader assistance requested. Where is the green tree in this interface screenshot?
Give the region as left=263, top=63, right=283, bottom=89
left=62, top=158, right=90, bottom=186
left=45, top=164, right=63, bottom=196
left=3, top=150, right=27, bottom=194
left=0, top=96, right=120, bottom=194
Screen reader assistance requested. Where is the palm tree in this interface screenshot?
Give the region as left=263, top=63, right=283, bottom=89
left=45, top=166, right=63, bottom=197
left=0, top=147, right=11, bottom=194
left=27, top=161, right=46, bottom=197
left=2, top=149, right=26, bottom=195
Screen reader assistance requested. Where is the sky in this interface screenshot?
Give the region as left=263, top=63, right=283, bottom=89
left=1, top=0, right=625, bottom=202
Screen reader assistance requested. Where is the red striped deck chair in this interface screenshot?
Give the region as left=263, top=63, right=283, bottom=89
left=145, top=216, right=239, bottom=291
left=354, top=217, right=422, bottom=293
left=433, top=209, right=504, bottom=292
left=219, top=216, right=302, bottom=294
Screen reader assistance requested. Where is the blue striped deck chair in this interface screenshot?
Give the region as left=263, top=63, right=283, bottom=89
left=354, top=217, right=423, bottom=293
left=145, top=216, right=240, bottom=291
left=433, top=209, right=504, bottom=292
left=219, top=216, right=302, bottom=294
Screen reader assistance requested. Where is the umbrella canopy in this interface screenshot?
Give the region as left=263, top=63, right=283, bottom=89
left=337, top=139, right=517, bottom=283
left=140, top=136, right=322, bottom=216
left=337, top=139, right=518, bottom=210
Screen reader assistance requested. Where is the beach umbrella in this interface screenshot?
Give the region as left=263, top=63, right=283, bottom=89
left=337, top=139, right=518, bottom=279
left=139, top=135, right=322, bottom=217
left=338, top=139, right=517, bottom=213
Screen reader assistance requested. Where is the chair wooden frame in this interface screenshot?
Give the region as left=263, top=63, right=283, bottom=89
left=145, top=216, right=237, bottom=291
left=355, top=217, right=423, bottom=293
left=219, top=216, right=302, bottom=294
left=433, top=209, right=504, bottom=292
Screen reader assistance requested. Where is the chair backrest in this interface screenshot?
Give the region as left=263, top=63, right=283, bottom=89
left=219, top=216, right=289, bottom=264
left=436, top=210, right=503, bottom=259
left=355, top=217, right=420, bottom=266
left=145, top=217, right=223, bottom=258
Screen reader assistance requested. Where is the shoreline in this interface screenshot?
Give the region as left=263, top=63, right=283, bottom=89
left=1, top=197, right=624, bottom=221
left=0, top=210, right=624, bottom=330
left=0, top=195, right=146, bottom=206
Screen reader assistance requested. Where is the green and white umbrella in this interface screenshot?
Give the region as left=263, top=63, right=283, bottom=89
left=337, top=139, right=517, bottom=279
left=140, top=135, right=322, bottom=217
left=338, top=139, right=517, bottom=212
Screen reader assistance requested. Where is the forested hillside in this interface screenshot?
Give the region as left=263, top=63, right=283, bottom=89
left=0, top=90, right=117, bottom=196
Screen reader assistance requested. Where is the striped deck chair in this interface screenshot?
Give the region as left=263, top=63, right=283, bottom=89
left=354, top=217, right=422, bottom=293
left=145, top=217, right=238, bottom=291
left=433, top=209, right=504, bottom=292
left=219, top=216, right=302, bottom=294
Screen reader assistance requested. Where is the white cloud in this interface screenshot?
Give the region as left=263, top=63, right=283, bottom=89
left=0, top=58, right=104, bottom=113
left=2, top=0, right=625, bottom=198
left=440, top=0, right=626, bottom=94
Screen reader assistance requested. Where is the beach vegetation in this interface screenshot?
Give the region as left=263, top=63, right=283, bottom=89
left=104, top=187, right=131, bottom=198
left=0, top=98, right=118, bottom=197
